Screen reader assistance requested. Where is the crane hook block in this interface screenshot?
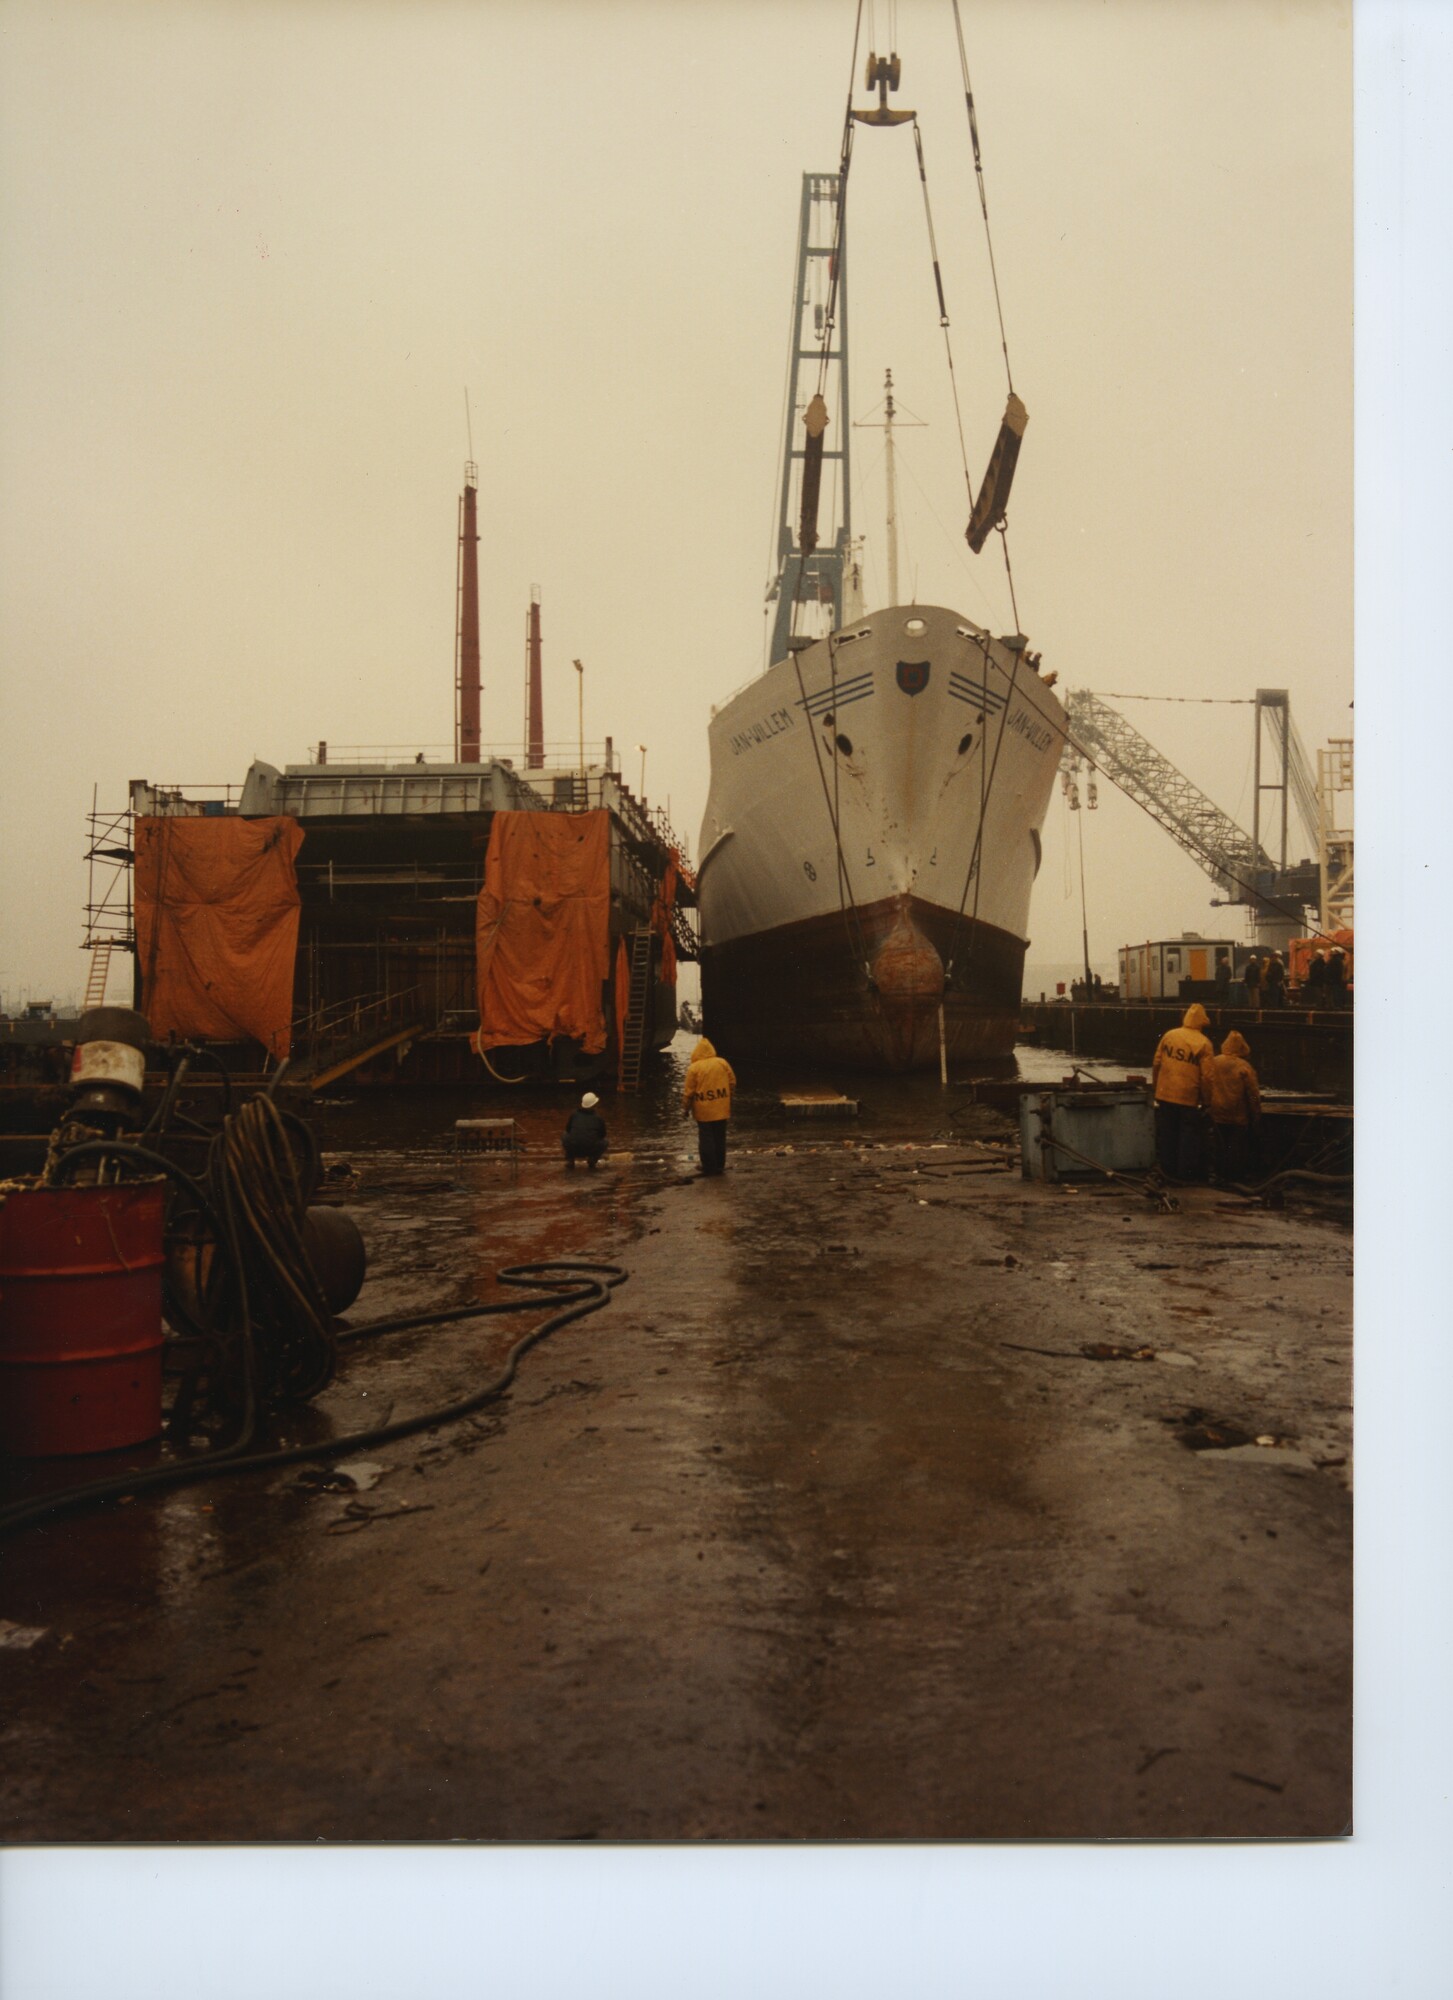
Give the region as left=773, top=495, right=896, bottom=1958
left=798, top=394, right=829, bottom=558
left=966, top=393, right=1029, bottom=553
left=855, top=49, right=914, bottom=125
left=863, top=51, right=902, bottom=93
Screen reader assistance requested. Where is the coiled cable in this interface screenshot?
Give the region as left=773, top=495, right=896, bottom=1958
left=0, top=1261, right=627, bottom=1537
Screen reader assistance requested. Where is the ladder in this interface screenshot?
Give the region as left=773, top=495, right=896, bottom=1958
left=618, top=927, right=654, bottom=1092
left=82, top=940, right=114, bottom=1011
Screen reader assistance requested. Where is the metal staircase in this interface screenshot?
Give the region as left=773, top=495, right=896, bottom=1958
left=285, top=985, right=431, bottom=1093
left=618, top=928, right=654, bottom=1093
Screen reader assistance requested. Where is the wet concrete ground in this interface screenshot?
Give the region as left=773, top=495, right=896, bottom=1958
left=0, top=1039, right=1351, bottom=1840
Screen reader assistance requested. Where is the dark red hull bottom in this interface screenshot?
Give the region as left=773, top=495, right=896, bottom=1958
left=701, top=895, right=1024, bottom=1073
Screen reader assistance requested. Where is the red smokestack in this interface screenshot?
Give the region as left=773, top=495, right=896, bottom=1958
left=526, top=588, right=544, bottom=768
left=455, top=463, right=481, bottom=763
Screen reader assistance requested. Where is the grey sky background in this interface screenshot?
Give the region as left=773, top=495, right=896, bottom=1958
left=0, top=0, right=1350, bottom=1005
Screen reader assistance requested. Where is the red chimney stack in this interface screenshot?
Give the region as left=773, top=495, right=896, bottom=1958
left=455, top=462, right=481, bottom=763
left=526, top=588, right=544, bottom=768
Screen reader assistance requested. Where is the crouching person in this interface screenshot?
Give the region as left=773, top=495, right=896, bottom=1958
left=1208, top=1030, right=1262, bottom=1184
left=562, top=1091, right=608, bottom=1171
left=683, top=1036, right=735, bottom=1176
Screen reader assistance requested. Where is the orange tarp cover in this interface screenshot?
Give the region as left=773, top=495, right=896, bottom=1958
left=134, top=816, right=304, bottom=1059
left=475, top=810, right=611, bottom=1053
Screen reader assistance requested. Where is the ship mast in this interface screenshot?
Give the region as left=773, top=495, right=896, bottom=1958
left=854, top=368, right=924, bottom=608
left=883, top=369, right=900, bottom=606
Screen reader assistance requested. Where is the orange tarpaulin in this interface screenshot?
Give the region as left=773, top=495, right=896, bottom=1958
left=134, top=816, right=304, bottom=1059
left=475, top=810, right=611, bottom=1053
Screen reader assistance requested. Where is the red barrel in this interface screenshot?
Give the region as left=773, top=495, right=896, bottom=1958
left=0, top=1181, right=166, bottom=1456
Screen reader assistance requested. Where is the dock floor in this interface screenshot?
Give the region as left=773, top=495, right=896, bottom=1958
left=1, top=1058, right=1351, bottom=1841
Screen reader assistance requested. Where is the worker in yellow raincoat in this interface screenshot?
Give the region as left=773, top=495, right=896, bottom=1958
left=1151, top=1002, right=1214, bottom=1181
left=683, top=1035, right=736, bottom=1177
left=1208, top=1029, right=1262, bottom=1184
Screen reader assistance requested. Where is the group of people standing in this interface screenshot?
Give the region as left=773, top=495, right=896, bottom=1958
left=1301, top=946, right=1351, bottom=1008
left=1151, top=1003, right=1261, bottom=1183
left=1219, top=945, right=1349, bottom=1009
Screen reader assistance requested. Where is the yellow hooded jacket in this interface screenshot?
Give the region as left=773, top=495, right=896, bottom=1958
left=683, top=1037, right=736, bottom=1123
left=1152, top=1003, right=1214, bottom=1109
left=1208, top=1030, right=1261, bottom=1127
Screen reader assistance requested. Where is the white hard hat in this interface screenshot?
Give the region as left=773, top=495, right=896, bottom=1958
left=581, top=1092, right=600, bottom=1110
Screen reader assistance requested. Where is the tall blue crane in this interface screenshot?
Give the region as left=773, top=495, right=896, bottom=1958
left=766, top=172, right=855, bottom=666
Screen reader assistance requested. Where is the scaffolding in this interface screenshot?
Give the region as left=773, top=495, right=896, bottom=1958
left=1317, top=739, right=1354, bottom=932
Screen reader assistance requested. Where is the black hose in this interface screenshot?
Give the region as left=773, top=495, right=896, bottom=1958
left=1222, top=1167, right=1354, bottom=1196
left=49, top=1140, right=225, bottom=1244
left=142, top=1052, right=191, bottom=1140
left=172, top=1040, right=234, bottom=1113
left=0, top=1261, right=627, bottom=1537
left=213, top=1096, right=334, bottom=1404
left=49, top=1101, right=333, bottom=1432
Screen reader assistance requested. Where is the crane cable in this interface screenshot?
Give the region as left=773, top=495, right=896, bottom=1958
left=790, top=638, right=872, bottom=977
left=783, top=0, right=871, bottom=979
left=910, top=116, right=976, bottom=522
left=951, top=0, right=1015, bottom=397
left=941, top=598, right=1026, bottom=992
left=781, top=3, right=862, bottom=663
left=929, top=0, right=1030, bottom=1002
left=813, top=1, right=865, bottom=404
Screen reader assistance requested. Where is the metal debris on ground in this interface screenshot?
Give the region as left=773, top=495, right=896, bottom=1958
left=779, top=1091, right=859, bottom=1118
left=0, top=1620, right=49, bottom=1650
left=331, top=1460, right=386, bottom=1491
left=326, top=1500, right=434, bottom=1536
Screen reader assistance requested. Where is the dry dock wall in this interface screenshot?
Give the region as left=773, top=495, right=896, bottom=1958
left=1021, top=1002, right=1352, bottom=1098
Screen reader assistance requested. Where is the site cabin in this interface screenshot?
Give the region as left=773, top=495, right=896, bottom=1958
left=1118, top=937, right=1244, bottom=1002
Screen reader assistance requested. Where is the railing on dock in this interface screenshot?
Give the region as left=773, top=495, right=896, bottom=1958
left=288, top=984, right=434, bottom=1089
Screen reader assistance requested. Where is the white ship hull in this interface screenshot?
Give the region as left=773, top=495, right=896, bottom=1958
left=697, top=606, right=1067, bottom=1070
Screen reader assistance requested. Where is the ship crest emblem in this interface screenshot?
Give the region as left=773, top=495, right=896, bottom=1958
left=896, top=659, right=931, bottom=696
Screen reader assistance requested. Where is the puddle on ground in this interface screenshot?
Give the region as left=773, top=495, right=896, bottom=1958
left=1166, top=1409, right=1310, bottom=1460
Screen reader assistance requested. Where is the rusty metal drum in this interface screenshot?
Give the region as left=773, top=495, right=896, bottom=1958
left=0, top=1180, right=166, bottom=1456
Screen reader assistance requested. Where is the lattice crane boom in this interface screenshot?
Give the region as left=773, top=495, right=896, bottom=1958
left=1063, top=689, right=1272, bottom=898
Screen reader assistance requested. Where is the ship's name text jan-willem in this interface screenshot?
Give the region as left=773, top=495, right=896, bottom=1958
left=730, top=707, right=796, bottom=757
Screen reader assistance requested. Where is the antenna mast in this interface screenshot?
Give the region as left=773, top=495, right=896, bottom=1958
left=854, top=368, right=924, bottom=608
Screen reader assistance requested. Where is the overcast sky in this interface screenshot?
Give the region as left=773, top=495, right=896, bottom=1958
left=0, top=0, right=1351, bottom=1005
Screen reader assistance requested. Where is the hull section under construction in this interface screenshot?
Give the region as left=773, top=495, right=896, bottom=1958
left=697, top=605, right=1066, bottom=1072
